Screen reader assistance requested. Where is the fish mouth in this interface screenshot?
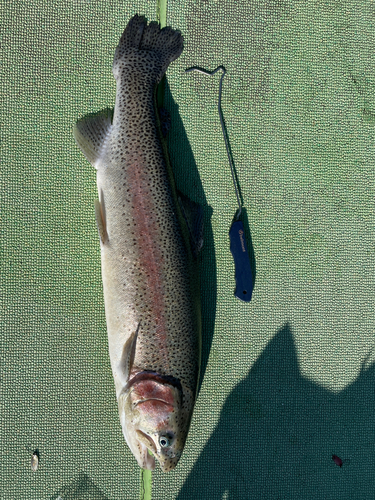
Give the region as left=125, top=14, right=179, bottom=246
left=136, top=429, right=179, bottom=472
left=136, top=429, right=158, bottom=455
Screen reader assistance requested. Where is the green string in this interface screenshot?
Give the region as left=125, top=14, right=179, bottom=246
left=156, top=0, right=167, bottom=108
left=140, top=467, right=152, bottom=500
left=157, top=0, right=167, bottom=28
left=139, top=4, right=168, bottom=497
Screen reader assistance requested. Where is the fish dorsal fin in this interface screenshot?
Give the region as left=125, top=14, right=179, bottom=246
left=120, top=323, right=141, bottom=383
left=73, top=108, right=113, bottom=167
left=178, top=191, right=204, bottom=258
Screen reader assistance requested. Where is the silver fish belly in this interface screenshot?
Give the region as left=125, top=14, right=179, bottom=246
left=74, top=15, right=202, bottom=472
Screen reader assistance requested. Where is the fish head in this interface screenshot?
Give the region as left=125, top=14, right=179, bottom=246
left=118, top=374, right=189, bottom=472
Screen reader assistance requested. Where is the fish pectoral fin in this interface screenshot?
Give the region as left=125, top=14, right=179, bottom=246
left=73, top=108, right=113, bottom=167
left=178, top=191, right=204, bottom=258
left=94, top=194, right=108, bottom=244
left=120, top=323, right=141, bottom=383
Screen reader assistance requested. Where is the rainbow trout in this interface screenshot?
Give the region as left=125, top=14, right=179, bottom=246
left=73, top=15, right=202, bottom=472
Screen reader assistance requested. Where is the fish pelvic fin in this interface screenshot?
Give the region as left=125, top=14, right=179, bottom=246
left=73, top=108, right=113, bottom=168
left=94, top=191, right=108, bottom=245
left=113, top=15, right=184, bottom=83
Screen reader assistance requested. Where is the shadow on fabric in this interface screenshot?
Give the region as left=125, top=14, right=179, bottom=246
left=50, top=471, right=108, bottom=500
left=177, top=323, right=375, bottom=499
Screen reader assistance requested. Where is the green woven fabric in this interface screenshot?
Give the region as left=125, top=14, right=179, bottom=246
left=2, top=1, right=375, bottom=498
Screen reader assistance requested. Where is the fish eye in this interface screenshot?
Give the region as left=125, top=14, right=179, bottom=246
left=159, top=435, right=172, bottom=448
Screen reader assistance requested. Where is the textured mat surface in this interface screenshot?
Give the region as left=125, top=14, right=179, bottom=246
left=2, top=1, right=375, bottom=499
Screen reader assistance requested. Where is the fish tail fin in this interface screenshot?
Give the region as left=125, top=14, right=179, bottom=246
left=113, top=14, right=183, bottom=83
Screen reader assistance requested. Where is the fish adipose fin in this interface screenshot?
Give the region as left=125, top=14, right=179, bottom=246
left=113, top=14, right=184, bottom=83
left=73, top=108, right=113, bottom=167
left=178, top=192, right=204, bottom=258
left=94, top=190, right=108, bottom=244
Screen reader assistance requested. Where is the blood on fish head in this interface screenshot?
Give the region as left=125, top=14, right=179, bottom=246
left=118, top=376, right=187, bottom=472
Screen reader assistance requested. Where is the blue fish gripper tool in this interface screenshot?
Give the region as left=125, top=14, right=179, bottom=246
left=229, top=220, right=253, bottom=302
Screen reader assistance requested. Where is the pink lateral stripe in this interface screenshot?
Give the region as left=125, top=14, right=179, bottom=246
left=128, top=150, right=170, bottom=369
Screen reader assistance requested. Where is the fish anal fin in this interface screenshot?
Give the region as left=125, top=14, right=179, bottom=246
left=178, top=191, right=204, bottom=258
left=94, top=193, right=108, bottom=244
left=120, top=324, right=140, bottom=383
left=73, top=108, right=113, bottom=167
